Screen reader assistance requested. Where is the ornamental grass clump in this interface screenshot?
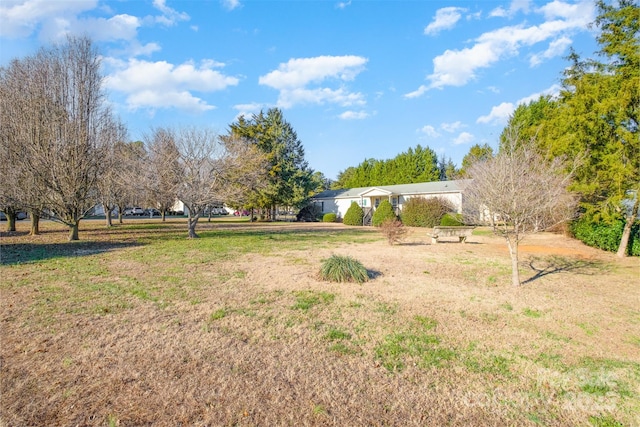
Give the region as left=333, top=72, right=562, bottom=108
left=319, top=255, right=369, bottom=284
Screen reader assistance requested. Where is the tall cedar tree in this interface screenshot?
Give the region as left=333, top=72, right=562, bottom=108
left=227, top=108, right=314, bottom=219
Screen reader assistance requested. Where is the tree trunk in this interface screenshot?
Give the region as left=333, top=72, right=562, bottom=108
left=187, top=215, right=199, bottom=238
left=6, top=211, right=16, bottom=232
left=506, top=237, right=520, bottom=286
left=29, top=213, right=40, bottom=236
left=68, top=222, right=80, bottom=241
left=104, top=204, right=113, bottom=228
left=617, top=195, right=639, bottom=258
left=161, top=211, right=166, bottom=222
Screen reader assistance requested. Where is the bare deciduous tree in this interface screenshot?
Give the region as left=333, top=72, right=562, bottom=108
left=145, top=128, right=182, bottom=221
left=463, top=129, right=577, bottom=286
left=1, top=36, right=121, bottom=241
left=96, top=119, right=129, bottom=227
left=171, top=127, right=268, bottom=238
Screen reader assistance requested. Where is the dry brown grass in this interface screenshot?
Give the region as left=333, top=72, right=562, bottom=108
left=1, top=219, right=639, bottom=426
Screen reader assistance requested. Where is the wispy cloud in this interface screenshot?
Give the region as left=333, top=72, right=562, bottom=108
left=424, top=7, right=467, bottom=36
left=151, top=0, right=189, bottom=26
left=490, top=0, right=532, bottom=18
left=336, top=1, right=352, bottom=10
left=452, top=132, right=474, bottom=145
left=529, top=35, right=572, bottom=66
left=476, top=84, right=561, bottom=124
left=406, top=0, right=594, bottom=98
left=441, top=121, right=465, bottom=133
left=418, top=125, right=440, bottom=138
left=221, top=0, right=241, bottom=11
left=339, top=110, right=368, bottom=120
left=259, top=55, right=368, bottom=108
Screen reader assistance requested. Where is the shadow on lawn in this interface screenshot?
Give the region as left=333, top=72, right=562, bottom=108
left=522, top=255, right=611, bottom=285
left=0, top=241, right=142, bottom=265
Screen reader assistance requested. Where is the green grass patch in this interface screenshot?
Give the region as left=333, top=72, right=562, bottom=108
left=291, top=290, right=335, bottom=311
left=374, top=332, right=453, bottom=372
left=523, top=308, right=542, bottom=318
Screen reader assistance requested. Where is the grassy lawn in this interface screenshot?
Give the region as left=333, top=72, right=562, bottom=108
left=1, top=219, right=639, bottom=426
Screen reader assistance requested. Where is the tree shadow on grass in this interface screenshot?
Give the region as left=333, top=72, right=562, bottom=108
left=0, top=241, right=142, bottom=265
left=522, top=255, right=611, bottom=285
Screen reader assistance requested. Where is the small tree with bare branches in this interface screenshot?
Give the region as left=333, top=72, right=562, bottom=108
left=171, top=127, right=268, bottom=238
left=463, top=129, right=577, bottom=286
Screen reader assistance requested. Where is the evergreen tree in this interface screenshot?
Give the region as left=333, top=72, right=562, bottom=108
left=226, top=108, right=315, bottom=219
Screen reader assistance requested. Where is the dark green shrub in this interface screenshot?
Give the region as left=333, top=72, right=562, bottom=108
left=401, top=197, right=453, bottom=227
left=343, top=202, right=364, bottom=226
left=372, top=200, right=397, bottom=227
left=323, top=212, right=337, bottom=223
left=319, top=254, right=369, bottom=284
left=571, top=216, right=639, bottom=256
left=440, top=213, right=464, bottom=226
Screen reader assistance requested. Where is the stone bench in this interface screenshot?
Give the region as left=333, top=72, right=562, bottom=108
left=430, top=226, right=475, bottom=244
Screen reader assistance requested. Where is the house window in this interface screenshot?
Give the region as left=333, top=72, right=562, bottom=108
left=391, top=197, right=398, bottom=208
left=374, top=198, right=380, bottom=208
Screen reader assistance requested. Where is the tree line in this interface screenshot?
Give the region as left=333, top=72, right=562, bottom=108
left=0, top=36, right=323, bottom=240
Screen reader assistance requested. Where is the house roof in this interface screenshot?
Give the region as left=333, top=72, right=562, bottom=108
left=312, top=179, right=472, bottom=200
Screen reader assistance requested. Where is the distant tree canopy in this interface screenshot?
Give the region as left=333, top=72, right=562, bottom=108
left=332, top=145, right=447, bottom=189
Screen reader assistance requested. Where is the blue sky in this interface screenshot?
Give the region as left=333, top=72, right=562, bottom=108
left=0, top=0, right=599, bottom=180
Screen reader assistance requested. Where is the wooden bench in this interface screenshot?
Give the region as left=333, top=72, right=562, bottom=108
left=430, top=226, right=475, bottom=244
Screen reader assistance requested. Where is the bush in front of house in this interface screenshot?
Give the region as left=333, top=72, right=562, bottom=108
left=440, top=213, right=464, bottom=226
left=343, top=202, right=364, bottom=226
left=401, top=196, right=453, bottom=227
left=323, top=213, right=337, bottom=223
left=372, top=200, right=397, bottom=227
left=319, top=254, right=369, bottom=284
left=379, top=219, right=407, bottom=245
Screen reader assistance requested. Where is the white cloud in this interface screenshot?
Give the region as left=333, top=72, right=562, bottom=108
left=530, top=35, right=572, bottom=66
left=0, top=0, right=97, bottom=38
left=406, top=0, right=595, bottom=97
left=152, top=0, right=189, bottom=26
left=221, top=0, right=241, bottom=11
left=233, top=103, right=266, bottom=120
left=490, top=0, right=531, bottom=18
left=476, top=84, right=561, bottom=124
left=424, top=7, right=467, bottom=36
left=128, top=90, right=214, bottom=113
left=476, top=102, right=515, bottom=125
left=441, top=121, right=465, bottom=133
left=259, top=55, right=368, bottom=108
left=339, top=110, right=368, bottom=120
left=418, top=125, right=440, bottom=138
left=336, top=1, right=352, bottom=10
left=105, top=58, right=240, bottom=112
left=452, top=132, right=474, bottom=145
left=64, top=14, right=141, bottom=42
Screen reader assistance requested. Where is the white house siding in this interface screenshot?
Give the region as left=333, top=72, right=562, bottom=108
left=312, top=180, right=470, bottom=220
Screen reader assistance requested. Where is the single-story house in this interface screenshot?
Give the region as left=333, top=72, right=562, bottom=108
left=311, top=179, right=471, bottom=223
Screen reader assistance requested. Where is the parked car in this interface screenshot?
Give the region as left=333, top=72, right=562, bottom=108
left=144, top=208, right=161, bottom=217
left=0, top=211, right=27, bottom=220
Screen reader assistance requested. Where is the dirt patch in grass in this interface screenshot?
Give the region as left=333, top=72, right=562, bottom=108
left=1, top=219, right=639, bottom=426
